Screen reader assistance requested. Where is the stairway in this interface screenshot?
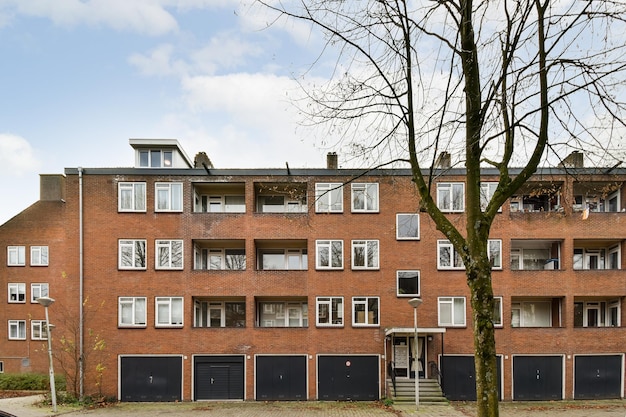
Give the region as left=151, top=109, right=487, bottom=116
left=386, top=378, right=448, bottom=405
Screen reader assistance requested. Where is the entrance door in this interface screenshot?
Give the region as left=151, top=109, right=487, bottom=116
left=120, top=356, right=182, bottom=402
left=392, top=336, right=425, bottom=378
left=255, top=355, right=307, bottom=400
left=575, top=355, right=622, bottom=399
left=194, top=356, right=244, bottom=400
left=513, top=356, right=563, bottom=400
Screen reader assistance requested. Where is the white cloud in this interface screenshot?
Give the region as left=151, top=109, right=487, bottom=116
left=0, top=133, right=40, bottom=175
left=128, top=44, right=188, bottom=77
left=1, top=0, right=179, bottom=35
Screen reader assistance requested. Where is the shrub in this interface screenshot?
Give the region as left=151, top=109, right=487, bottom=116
left=0, top=373, right=65, bottom=391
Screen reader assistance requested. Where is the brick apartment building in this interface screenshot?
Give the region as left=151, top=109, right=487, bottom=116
left=0, top=139, right=624, bottom=402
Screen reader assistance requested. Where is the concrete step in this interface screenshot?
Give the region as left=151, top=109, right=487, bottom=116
left=387, top=379, right=448, bottom=405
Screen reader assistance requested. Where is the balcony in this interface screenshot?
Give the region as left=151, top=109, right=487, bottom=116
left=510, top=240, right=561, bottom=271
left=574, top=298, right=621, bottom=328
left=256, top=298, right=308, bottom=328
left=255, top=182, right=307, bottom=213
left=573, top=181, right=622, bottom=213
left=193, top=297, right=246, bottom=328
left=193, top=182, right=246, bottom=213
left=255, top=240, right=308, bottom=270
left=511, top=297, right=562, bottom=328
left=509, top=182, right=563, bottom=213
left=193, top=240, right=246, bottom=270
left=573, top=240, right=621, bottom=270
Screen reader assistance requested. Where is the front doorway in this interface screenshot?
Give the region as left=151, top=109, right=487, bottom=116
left=392, top=335, right=425, bottom=378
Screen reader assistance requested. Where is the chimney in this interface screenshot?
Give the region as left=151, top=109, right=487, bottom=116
left=327, top=152, right=338, bottom=169
left=435, top=151, right=451, bottom=169
left=559, top=151, right=584, bottom=168
left=194, top=152, right=214, bottom=169
left=40, top=174, right=66, bottom=201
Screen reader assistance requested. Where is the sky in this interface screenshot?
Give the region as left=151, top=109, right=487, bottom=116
left=0, top=0, right=335, bottom=225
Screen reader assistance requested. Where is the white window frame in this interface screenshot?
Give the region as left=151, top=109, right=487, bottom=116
left=118, top=239, right=147, bottom=270
left=437, top=240, right=464, bottom=270
left=155, top=182, right=183, bottom=212
left=480, top=182, right=502, bottom=212
left=396, top=213, right=420, bottom=240
left=488, top=240, right=502, bottom=269
left=351, top=240, right=379, bottom=270
left=493, top=297, right=503, bottom=328
left=8, top=283, right=25, bottom=303
left=155, top=297, right=184, bottom=327
left=315, top=183, right=343, bottom=213
left=30, top=246, right=49, bottom=266
left=31, top=320, right=48, bottom=340
left=258, top=248, right=307, bottom=270
left=30, top=283, right=49, bottom=303
left=139, top=149, right=173, bottom=168
left=258, top=301, right=308, bottom=327
left=8, top=320, right=26, bottom=340
left=155, top=240, right=184, bottom=270
left=511, top=301, right=552, bottom=327
left=7, top=246, right=25, bottom=266
left=352, top=297, right=380, bottom=327
left=316, top=296, right=344, bottom=327
left=437, top=182, right=465, bottom=212
left=438, top=296, right=466, bottom=327
left=118, top=182, right=147, bottom=212
left=351, top=183, right=379, bottom=212
left=194, top=247, right=246, bottom=270
left=315, top=240, right=343, bottom=270
left=396, top=270, right=420, bottom=297
left=118, top=297, right=147, bottom=327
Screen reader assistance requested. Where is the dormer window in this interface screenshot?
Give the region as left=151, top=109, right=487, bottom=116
left=139, top=150, right=173, bottom=168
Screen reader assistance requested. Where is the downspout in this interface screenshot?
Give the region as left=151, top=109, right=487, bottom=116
left=78, top=167, right=84, bottom=400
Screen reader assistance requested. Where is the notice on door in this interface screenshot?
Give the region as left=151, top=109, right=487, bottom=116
left=394, top=346, right=409, bottom=368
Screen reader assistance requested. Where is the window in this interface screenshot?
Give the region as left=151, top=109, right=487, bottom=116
left=437, top=183, right=465, bottom=212
left=155, top=183, right=183, bottom=212
left=480, top=182, right=499, bottom=211
left=257, top=195, right=307, bottom=213
left=30, top=246, right=49, bottom=266
left=352, top=297, right=379, bottom=326
left=139, top=149, right=173, bottom=168
left=194, top=300, right=246, bottom=328
left=8, top=320, right=26, bottom=340
left=258, top=249, right=307, bottom=270
left=0, top=362, right=3, bottom=373
left=437, top=240, right=464, bottom=269
left=7, top=246, right=25, bottom=266
left=119, top=297, right=147, bottom=327
left=438, top=297, right=466, bottom=327
left=574, top=300, right=620, bottom=327
left=396, top=214, right=420, bottom=240
left=118, top=182, right=146, bottom=212
left=155, top=297, right=183, bottom=327
left=118, top=240, right=147, bottom=270
left=31, top=321, right=48, bottom=340
left=8, top=283, right=25, bottom=303
left=397, top=270, right=420, bottom=297
left=316, top=297, right=343, bottom=327
left=155, top=240, right=183, bottom=270
left=488, top=240, right=502, bottom=269
left=31, top=283, right=49, bottom=303
left=511, top=301, right=551, bottom=327
left=315, top=183, right=343, bottom=213
left=351, top=240, right=379, bottom=269
left=351, top=183, right=379, bottom=212
left=511, top=241, right=561, bottom=270
left=315, top=240, right=343, bottom=269
left=493, top=297, right=503, bottom=327
left=195, top=248, right=246, bottom=270
left=258, top=301, right=308, bottom=327
left=574, top=245, right=621, bottom=270
left=195, top=195, right=246, bottom=213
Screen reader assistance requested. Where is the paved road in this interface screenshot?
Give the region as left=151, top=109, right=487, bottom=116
left=1, top=395, right=625, bottom=417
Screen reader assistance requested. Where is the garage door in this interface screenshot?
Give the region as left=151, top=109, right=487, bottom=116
left=440, top=355, right=502, bottom=401
left=318, top=355, right=379, bottom=401
left=120, top=356, right=182, bottom=402
left=513, top=356, right=562, bottom=400
left=194, top=356, right=244, bottom=400
left=575, top=355, right=622, bottom=399
left=256, top=355, right=307, bottom=400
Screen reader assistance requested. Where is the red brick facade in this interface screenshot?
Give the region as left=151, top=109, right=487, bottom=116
left=1, top=141, right=624, bottom=401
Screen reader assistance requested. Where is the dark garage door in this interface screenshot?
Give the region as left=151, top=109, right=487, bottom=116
left=575, top=355, right=622, bottom=399
left=440, top=355, right=502, bottom=401
left=318, top=355, right=379, bottom=401
left=120, top=356, right=182, bottom=402
left=256, top=355, right=307, bottom=400
left=194, top=356, right=244, bottom=400
left=513, top=356, right=562, bottom=400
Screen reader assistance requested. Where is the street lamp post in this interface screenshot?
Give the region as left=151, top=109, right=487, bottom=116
left=408, top=297, right=422, bottom=409
left=37, top=296, right=57, bottom=413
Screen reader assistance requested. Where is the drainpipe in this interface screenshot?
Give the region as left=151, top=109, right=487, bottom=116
left=78, top=167, right=84, bottom=400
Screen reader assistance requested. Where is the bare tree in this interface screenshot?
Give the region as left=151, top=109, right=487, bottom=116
left=255, top=1, right=626, bottom=416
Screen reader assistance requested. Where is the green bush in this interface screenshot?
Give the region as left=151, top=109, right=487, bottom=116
left=0, top=373, right=65, bottom=391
